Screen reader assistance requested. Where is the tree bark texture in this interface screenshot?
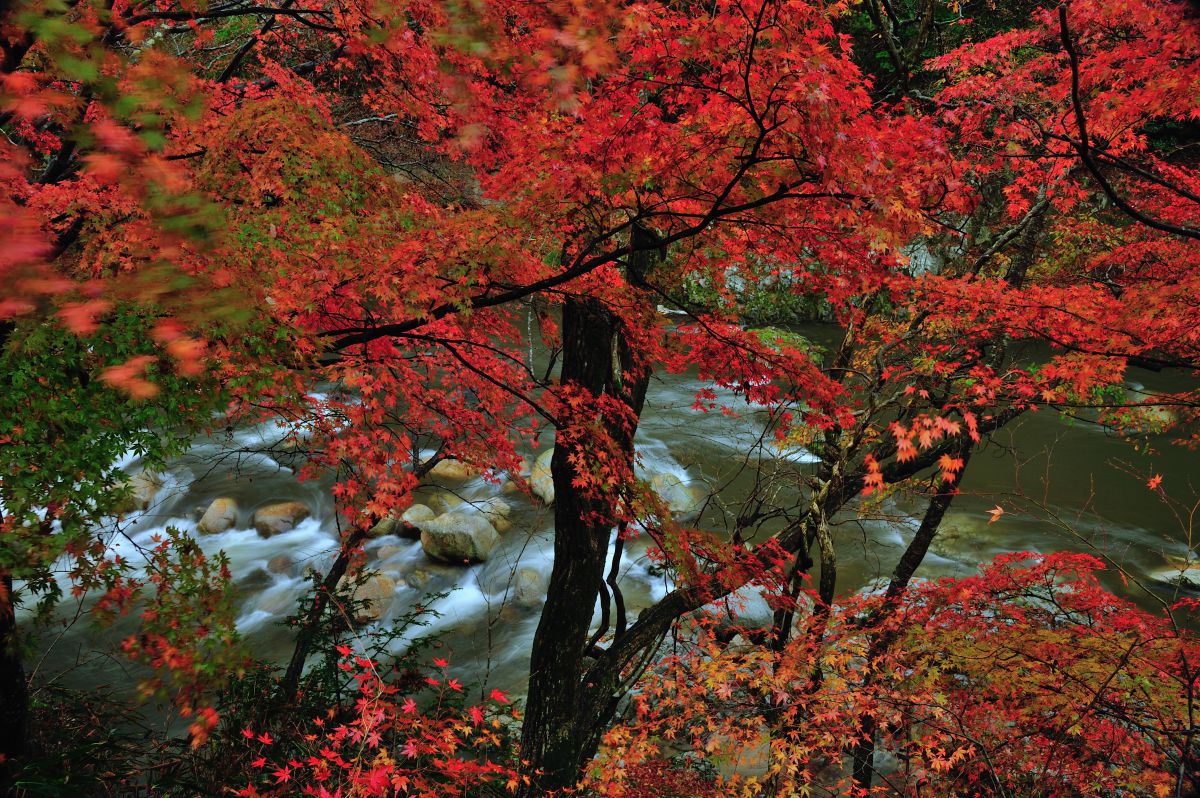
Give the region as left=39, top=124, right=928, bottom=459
left=519, top=292, right=650, bottom=794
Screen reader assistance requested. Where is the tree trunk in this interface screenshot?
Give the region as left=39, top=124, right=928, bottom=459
left=276, top=527, right=368, bottom=707
left=520, top=291, right=650, bottom=794
left=0, top=572, right=28, bottom=785
left=0, top=322, right=27, bottom=785
left=850, top=447, right=970, bottom=791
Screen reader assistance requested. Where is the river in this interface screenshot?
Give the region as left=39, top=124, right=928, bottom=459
left=28, top=323, right=1200, bottom=710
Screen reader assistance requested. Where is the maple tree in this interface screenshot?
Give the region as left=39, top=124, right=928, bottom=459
left=598, top=552, right=1200, bottom=797
left=235, top=644, right=522, bottom=797
left=1, top=0, right=1199, bottom=793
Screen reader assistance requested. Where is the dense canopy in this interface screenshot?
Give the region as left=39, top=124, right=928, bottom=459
left=1, top=0, right=1198, bottom=794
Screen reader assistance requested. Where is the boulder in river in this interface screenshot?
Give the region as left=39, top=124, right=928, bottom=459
left=420, top=511, right=500, bottom=563
left=478, top=497, right=513, bottom=533
left=375, top=544, right=405, bottom=562
left=252, top=501, right=311, bottom=538
left=369, top=503, right=433, bottom=539
left=405, top=568, right=432, bottom=590
left=425, top=491, right=464, bottom=515
left=368, top=516, right=402, bottom=539
left=700, top=584, right=802, bottom=634
left=198, top=497, right=238, bottom=535
left=650, top=473, right=706, bottom=516
left=400, top=504, right=439, bottom=535
left=116, top=471, right=163, bottom=513
left=530, top=448, right=555, bottom=504
left=403, top=503, right=436, bottom=527
left=428, top=459, right=476, bottom=481
left=512, top=566, right=547, bottom=608
left=235, top=567, right=273, bottom=598
left=352, top=573, right=397, bottom=620
left=267, top=554, right=295, bottom=576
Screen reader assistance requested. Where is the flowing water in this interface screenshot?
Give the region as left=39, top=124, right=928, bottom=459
left=27, top=324, right=1200, bottom=708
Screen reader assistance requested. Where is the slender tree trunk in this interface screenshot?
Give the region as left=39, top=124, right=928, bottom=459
left=277, top=527, right=368, bottom=706
left=278, top=454, right=441, bottom=706
left=850, top=447, right=970, bottom=790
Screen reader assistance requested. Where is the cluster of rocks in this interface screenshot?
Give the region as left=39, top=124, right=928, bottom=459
left=192, top=449, right=707, bottom=568
left=369, top=494, right=513, bottom=564
left=193, top=489, right=513, bottom=569
left=176, top=452, right=711, bottom=626
left=194, top=496, right=311, bottom=538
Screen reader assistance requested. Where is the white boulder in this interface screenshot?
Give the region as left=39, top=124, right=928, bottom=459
left=197, top=497, right=238, bottom=535
left=428, top=459, right=476, bottom=481
left=252, top=501, right=310, bottom=538
left=530, top=448, right=555, bottom=504
left=650, top=473, right=705, bottom=516
left=512, top=566, right=547, bottom=608
left=420, top=511, right=500, bottom=563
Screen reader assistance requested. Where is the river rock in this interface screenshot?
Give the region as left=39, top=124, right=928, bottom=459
left=353, top=574, right=397, bottom=620
left=727, top=633, right=757, bottom=653
left=650, top=473, right=705, bottom=516
left=403, top=503, right=436, bottom=526
left=117, top=471, right=163, bottom=513
left=530, top=448, right=555, bottom=504
left=267, top=554, right=295, bottom=576
left=478, top=497, right=513, bottom=533
left=375, top=544, right=405, bottom=562
left=369, top=503, right=435, bottom=539
left=929, top=522, right=970, bottom=559
left=368, top=516, right=402, bottom=539
left=425, top=491, right=464, bottom=514
left=252, top=501, right=311, bottom=538
left=1151, top=555, right=1200, bottom=589
left=428, top=459, right=476, bottom=481
left=198, top=497, right=238, bottom=535
left=703, top=585, right=778, bottom=632
left=420, top=511, right=500, bottom=563
left=236, top=567, right=273, bottom=596
left=513, top=566, right=547, bottom=608
left=405, top=568, right=432, bottom=590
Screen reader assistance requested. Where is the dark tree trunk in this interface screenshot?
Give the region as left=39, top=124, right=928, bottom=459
left=0, top=573, right=28, bottom=786
left=0, top=323, right=27, bottom=787
left=519, top=224, right=662, bottom=793
left=519, top=293, right=650, bottom=794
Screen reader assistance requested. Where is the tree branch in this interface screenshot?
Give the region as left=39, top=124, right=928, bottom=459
left=1058, top=5, right=1200, bottom=241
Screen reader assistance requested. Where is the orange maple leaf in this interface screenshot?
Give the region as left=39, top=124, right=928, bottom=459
left=987, top=505, right=1005, bottom=524
left=100, top=355, right=159, bottom=399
